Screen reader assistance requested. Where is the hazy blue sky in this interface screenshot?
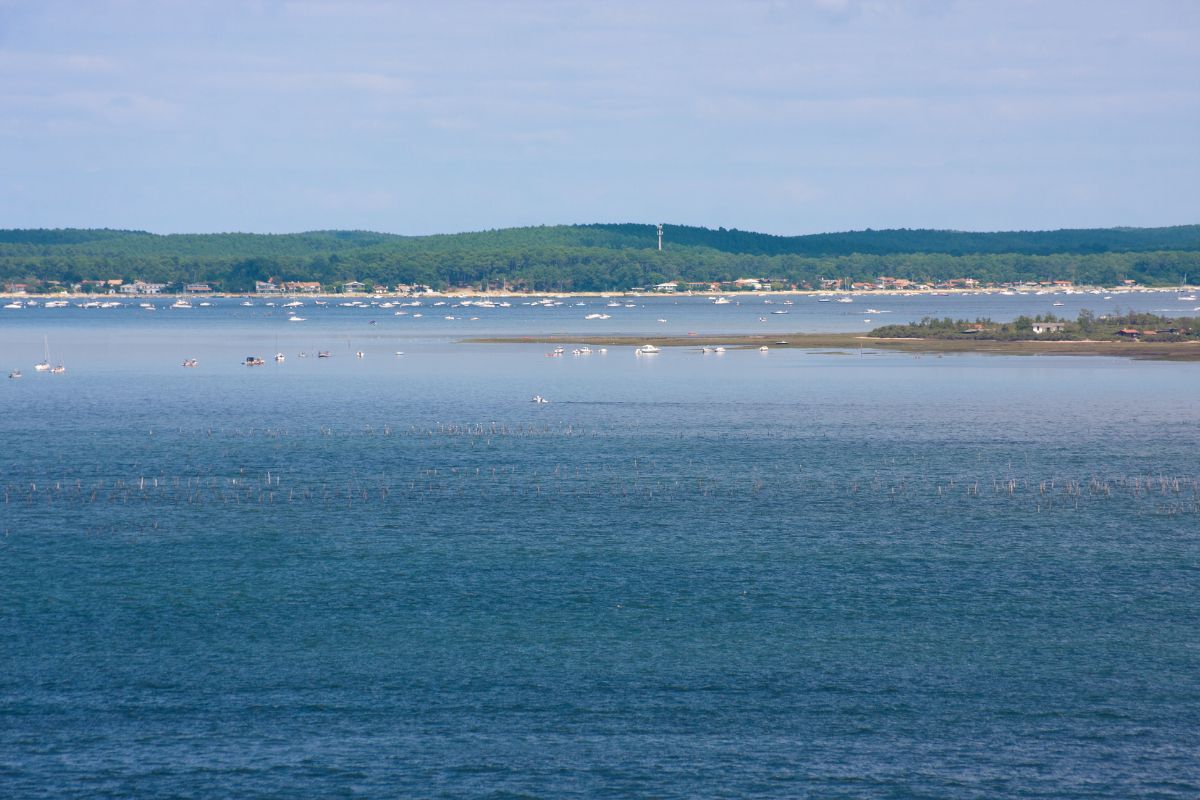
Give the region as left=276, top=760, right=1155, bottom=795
left=1, top=0, right=1197, bottom=234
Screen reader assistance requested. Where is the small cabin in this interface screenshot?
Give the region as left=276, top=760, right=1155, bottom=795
left=1031, top=322, right=1066, bottom=334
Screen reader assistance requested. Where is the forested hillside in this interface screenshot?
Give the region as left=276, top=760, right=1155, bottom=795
left=2, top=224, right=1198, bottom=292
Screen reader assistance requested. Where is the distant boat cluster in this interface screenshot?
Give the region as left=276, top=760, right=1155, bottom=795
left=10, top=288, right=1200, bottom=380
left=5, top=288, right=1198, bottom=327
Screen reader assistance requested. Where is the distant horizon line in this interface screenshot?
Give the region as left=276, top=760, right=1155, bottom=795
left=3, top=222, right=1199, bottom=238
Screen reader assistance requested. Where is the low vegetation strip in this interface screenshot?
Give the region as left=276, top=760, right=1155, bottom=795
left=867, top=311, right=1199, bottom=342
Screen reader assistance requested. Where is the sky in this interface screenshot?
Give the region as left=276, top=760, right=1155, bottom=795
left=1, top=0, right=1198, bottom=235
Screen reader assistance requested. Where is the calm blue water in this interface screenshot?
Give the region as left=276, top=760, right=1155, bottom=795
left=3, top=298, right=1199, bottom=798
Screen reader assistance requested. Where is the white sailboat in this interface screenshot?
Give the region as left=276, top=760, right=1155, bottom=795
left=35, top=336, right=51, bottom=371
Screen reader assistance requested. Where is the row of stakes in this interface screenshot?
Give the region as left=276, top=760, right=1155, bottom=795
left=4, top=469, right=1196, bottom=511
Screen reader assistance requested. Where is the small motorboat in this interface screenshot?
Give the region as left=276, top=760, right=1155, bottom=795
left=8, top=370, right=21, bottom=379
left=244, top=356, right=265, bottom=366
left=317, top=351, right=331, bottom=358
left=274, top=353, right=285, bottom=362
left=531, top=394, right=549, bottom=404
left=182, top=359, right=199, bottom=368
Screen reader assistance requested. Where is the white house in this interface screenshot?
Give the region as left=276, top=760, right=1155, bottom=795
left=119, top=281, right=166, bottom=294
left=1031, top=321, right=1066, bottom=334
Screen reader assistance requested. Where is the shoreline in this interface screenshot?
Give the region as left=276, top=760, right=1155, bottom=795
left=2, top=286, right=1197, bottom=301
left=465, top=333, right=1200, bottom=362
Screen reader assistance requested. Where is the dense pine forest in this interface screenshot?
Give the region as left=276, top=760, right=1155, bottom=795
left=2, top=224, right=1199, bottom=292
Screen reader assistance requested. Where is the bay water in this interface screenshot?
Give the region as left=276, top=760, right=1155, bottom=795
left=2, top=295, right=1198, bottom=797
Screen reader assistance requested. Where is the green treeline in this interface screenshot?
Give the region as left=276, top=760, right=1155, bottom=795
left=2, top=224, right=1199, bottom=292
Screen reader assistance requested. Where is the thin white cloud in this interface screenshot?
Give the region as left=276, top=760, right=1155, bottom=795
left=0, top=50, right=118, bottom=72
left=0, top=90, right=180, bottom=135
